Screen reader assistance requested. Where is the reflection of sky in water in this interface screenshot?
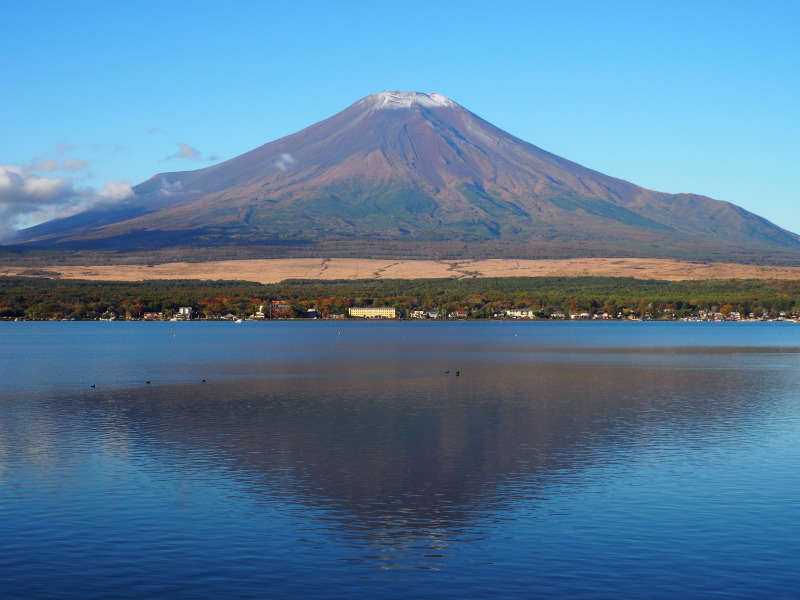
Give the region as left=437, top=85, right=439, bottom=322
left=1, top=322, right=800, bottom=598
left=3, top=320, right=800, bottom=393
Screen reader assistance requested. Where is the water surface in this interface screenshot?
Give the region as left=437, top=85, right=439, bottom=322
left=1, top=322, right=799, bottom=598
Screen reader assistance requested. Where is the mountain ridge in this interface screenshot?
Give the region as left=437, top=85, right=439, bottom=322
left=10, top=91, right=800, bottom=262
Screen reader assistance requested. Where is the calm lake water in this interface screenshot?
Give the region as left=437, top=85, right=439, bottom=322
left=1, top=321, right=799, bottom=599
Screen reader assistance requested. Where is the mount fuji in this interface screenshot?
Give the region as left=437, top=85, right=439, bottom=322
left=11, top=91, right=800, bottom=262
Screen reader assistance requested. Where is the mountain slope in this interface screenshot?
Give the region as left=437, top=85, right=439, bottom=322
left=12, top=91, right=800, bottom=261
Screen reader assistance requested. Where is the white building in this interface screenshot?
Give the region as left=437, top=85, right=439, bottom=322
left=348, top=307, right=396, bottom=319
left=506, top=308, right=537, bottom=319
left=172, top=307, right=193, bottom=320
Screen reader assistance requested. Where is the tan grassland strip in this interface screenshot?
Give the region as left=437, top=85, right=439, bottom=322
left=3, top=258, right=800, bottom=283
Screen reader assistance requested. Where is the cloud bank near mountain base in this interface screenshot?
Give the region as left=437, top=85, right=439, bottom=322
left=0, top=165, right=133, bottom=241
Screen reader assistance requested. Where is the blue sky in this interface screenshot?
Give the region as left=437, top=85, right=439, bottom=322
left=2, top=1, right=799, bottom=239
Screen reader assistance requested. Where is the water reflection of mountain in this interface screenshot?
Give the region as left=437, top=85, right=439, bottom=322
left=88, top=353, right=781, bottom=537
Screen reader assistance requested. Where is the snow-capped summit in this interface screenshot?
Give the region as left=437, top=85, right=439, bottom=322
left=364, top=91, right=457, bottom=110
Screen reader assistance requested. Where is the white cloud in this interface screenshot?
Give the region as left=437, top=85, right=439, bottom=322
left=0, top=165, right=72, bottom=203
left=274, top=152, right=297, bottom=171
left=28, top=158, right=59, bottom=172
left=63, top=158, right=90, bottom=171
left=173, top=142, right=201, bottom=160
left=28, top=155, right=90, bottom=173
left=97, top=180, right=134, bottom=202
left=159, top=179, right=183, bottom=197
left=166, top=142, right=217, bottom=162
left=0, top=164, right=133, bottom=242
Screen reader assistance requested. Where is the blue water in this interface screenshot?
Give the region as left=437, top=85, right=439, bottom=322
left=1, top=321, right=799, bottom=598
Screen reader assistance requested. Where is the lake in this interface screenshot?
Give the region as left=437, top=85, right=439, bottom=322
left=1, top=321, right=799, bottom=598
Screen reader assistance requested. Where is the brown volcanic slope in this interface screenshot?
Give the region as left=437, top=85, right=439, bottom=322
left=12, top=91, right=800, bottom=262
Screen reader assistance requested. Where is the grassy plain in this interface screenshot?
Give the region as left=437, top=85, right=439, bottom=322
left=3, top=257, right=800, bottom=284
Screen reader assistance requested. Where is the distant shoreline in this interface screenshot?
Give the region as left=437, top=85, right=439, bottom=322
left=4, top=318, right=798, bottom=324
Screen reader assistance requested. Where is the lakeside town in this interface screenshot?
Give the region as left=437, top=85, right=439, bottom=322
left=3, top=275, right=799, bottom=322
left=11, top=301, right=797, bottom=322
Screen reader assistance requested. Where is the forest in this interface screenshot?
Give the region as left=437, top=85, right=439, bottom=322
left=1, top=275, right=799, bottom=321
